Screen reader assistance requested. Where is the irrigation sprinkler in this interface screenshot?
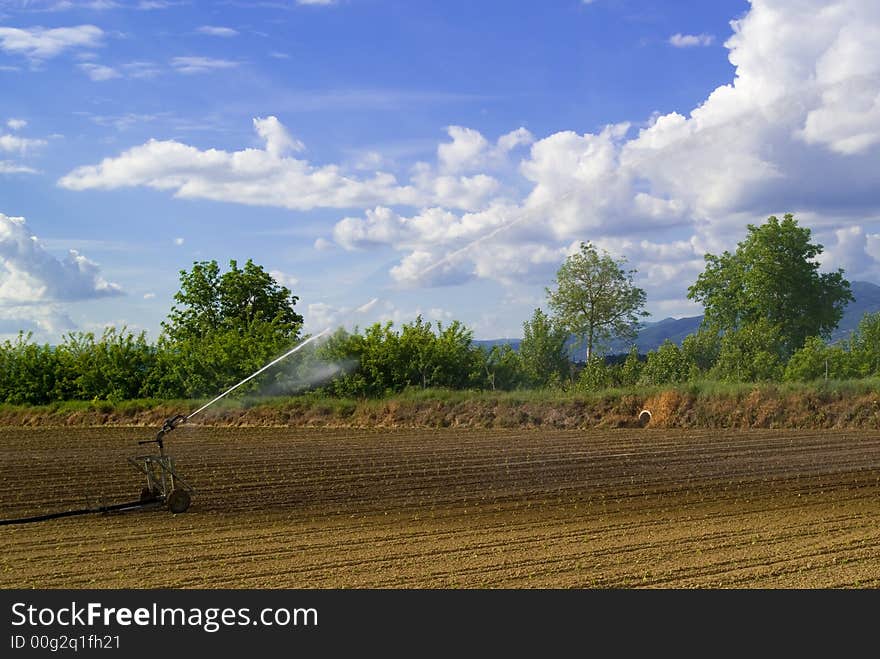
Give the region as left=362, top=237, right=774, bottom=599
left=128, top=414, right=194, bottom=514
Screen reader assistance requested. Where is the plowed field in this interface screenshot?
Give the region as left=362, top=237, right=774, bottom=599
left=2, top=427, right=880, bottom=588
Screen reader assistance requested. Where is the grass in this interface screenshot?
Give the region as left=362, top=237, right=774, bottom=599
left=1, top=377, right=879, bottom=423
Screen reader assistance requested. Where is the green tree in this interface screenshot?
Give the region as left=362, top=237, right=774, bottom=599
left=149, top=259, right=304, bottom=397
left=518, top=308, right=570, bottom=387
left=578, top=356, right=612, bottom=391
left=681, top=328, right=722, bottom=377
left=687, top=214, right=853, bottom=358
left=547, top=241, right=647, bottom=361
left=640, top=340, right=687, bottom=386
left=618, top=346, right=643, bottom=387
left=850, top=312, right=880, bottom=377
left=0, top=332, right=59, bottom=405
left=479, top=343, right=522, bottom=391
left=710, top=319, right=785, bottom=382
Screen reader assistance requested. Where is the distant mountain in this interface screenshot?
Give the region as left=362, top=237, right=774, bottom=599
left=831, top=280, right=880, bottom=341
left=475, top=280, right=880, bottom=355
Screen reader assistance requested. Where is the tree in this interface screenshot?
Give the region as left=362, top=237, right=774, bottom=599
left=710, top=318, right=785, bottom=382
left=479, top=343, right=522, bottom=391
left=687, top=214, right=853, bottom=358
left=850, top=312, right=880, bottom=377
left=518, top=308, right=570, bottom=387
left=640, top=340, right=687, bottom=386
left=547, top=242, right=647, bottom=361
left=150, top=259, right=304, bottom=397
left=163, top=259, right=303, bottom=342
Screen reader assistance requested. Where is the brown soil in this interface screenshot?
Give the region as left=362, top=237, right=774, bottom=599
left=2, top=427, right=880, bottom=588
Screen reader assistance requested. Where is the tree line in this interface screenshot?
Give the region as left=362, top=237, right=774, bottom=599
left=1, top=214, right=878, bottom=405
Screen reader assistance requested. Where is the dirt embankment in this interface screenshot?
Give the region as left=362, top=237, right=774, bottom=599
left=1, top=386, right=879, bottom=429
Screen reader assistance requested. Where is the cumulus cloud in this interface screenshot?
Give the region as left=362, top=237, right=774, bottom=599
left=669, top=33, right=715, bottom=48
left=6, top=118, right=26, bottom=130
left=0, top=24, right=103, bottom=60
left=59, top=116, right=502, bottom=211
left=0, top=213, right=123, bottom=303
left=437, top=125, right=533, bottom=173
left=0, top=132, right=45, bottom=154
left=325, top=0, right=880, bottom=307
left=820, top=225, right=880, bottom=281
left=0, top=304, right=74, bottom=337
left=56, top=1, right=880, bottom=315
left=269, top=269, right=299, bottom=289
left=253, top=115, right=304, bottom=156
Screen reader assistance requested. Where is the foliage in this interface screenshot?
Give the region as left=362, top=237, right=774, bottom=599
left=710, top=319, right=785, bottom=382
left=317, top=317, right=485, bottom=397
left=577, top=356, right=613, bottom=391
left=640, top=340, right=687, bottom=385
left=618, top=346, right=643, bottom=387
left=518, top=308, right=570, bottom=387
left=688, top=214, right=853, bottom=358
left=850, top=312, right=880, bottom=377
left=479, top=343, right=522, bottom=391
left=151, top=259, right=304, bottom=397
left=546, top=241, right=648, bottom=361
left=680, top=328, right=721, bottom=374
left=0, top=329, right=155, bottom=404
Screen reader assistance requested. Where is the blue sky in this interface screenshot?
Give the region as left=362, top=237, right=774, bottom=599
left=1, top=0, right=879, bottom=341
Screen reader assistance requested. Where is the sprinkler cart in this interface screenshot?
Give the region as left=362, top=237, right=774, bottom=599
left=128, top=414, right=194, bottom=514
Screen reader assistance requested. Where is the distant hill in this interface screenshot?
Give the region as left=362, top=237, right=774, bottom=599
left=475, top=280, right=880, bottom=355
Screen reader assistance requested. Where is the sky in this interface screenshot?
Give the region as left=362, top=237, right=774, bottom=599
left=1, top=0, right=879, bottom=342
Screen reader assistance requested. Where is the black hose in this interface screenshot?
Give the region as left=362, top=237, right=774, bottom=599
left=0, top=498, right=159, bottom=526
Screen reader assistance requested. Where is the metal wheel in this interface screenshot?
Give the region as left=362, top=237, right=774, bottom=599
left=167, top=488, right=191, bottom=514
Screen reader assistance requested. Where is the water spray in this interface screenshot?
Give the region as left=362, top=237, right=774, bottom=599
left=186, top=328, right=331, bottom=421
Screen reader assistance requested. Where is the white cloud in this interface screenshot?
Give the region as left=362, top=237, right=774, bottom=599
left=437, top=126, right=488, bottom=173
left=0, top=133, right=46, bottom=154
left=0, top=24, right=103, bottom=60
left=170, top=56, right=238, bottom=74
left=253, top=115, right=304, bottom=156
left=326, top=0, right=880, bottom=308
left=4, top=0, right=177, bottom=10
left=55, top=1, right=880, bottom=317
left=59, top=116, right=501, bottom=211
left=78, top=61, right=120, bottom=80
left=437, top=125, right=533, bottom=173
left=0, top=161, right=37, bottom=174
left=137, top=1, right=177, bottom=8
left=820, top=225, right=880, bottom=281
left=173, top=237, right=184, bottom=246
left=0, top=304, right=75, bottom=337
left=196, top=25, right=238, bottom=37
left=669, top=33, right=715, bottom=48
left=269, top=269, right=299, bottom=289
left=143, top=292, right=156, bottom=299
left=6, top=118, right=26, bottom=130
left=0, top=213, right=123, bottom=303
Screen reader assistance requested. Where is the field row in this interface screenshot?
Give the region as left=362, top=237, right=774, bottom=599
left=2, top=427, right=880, bottom=587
